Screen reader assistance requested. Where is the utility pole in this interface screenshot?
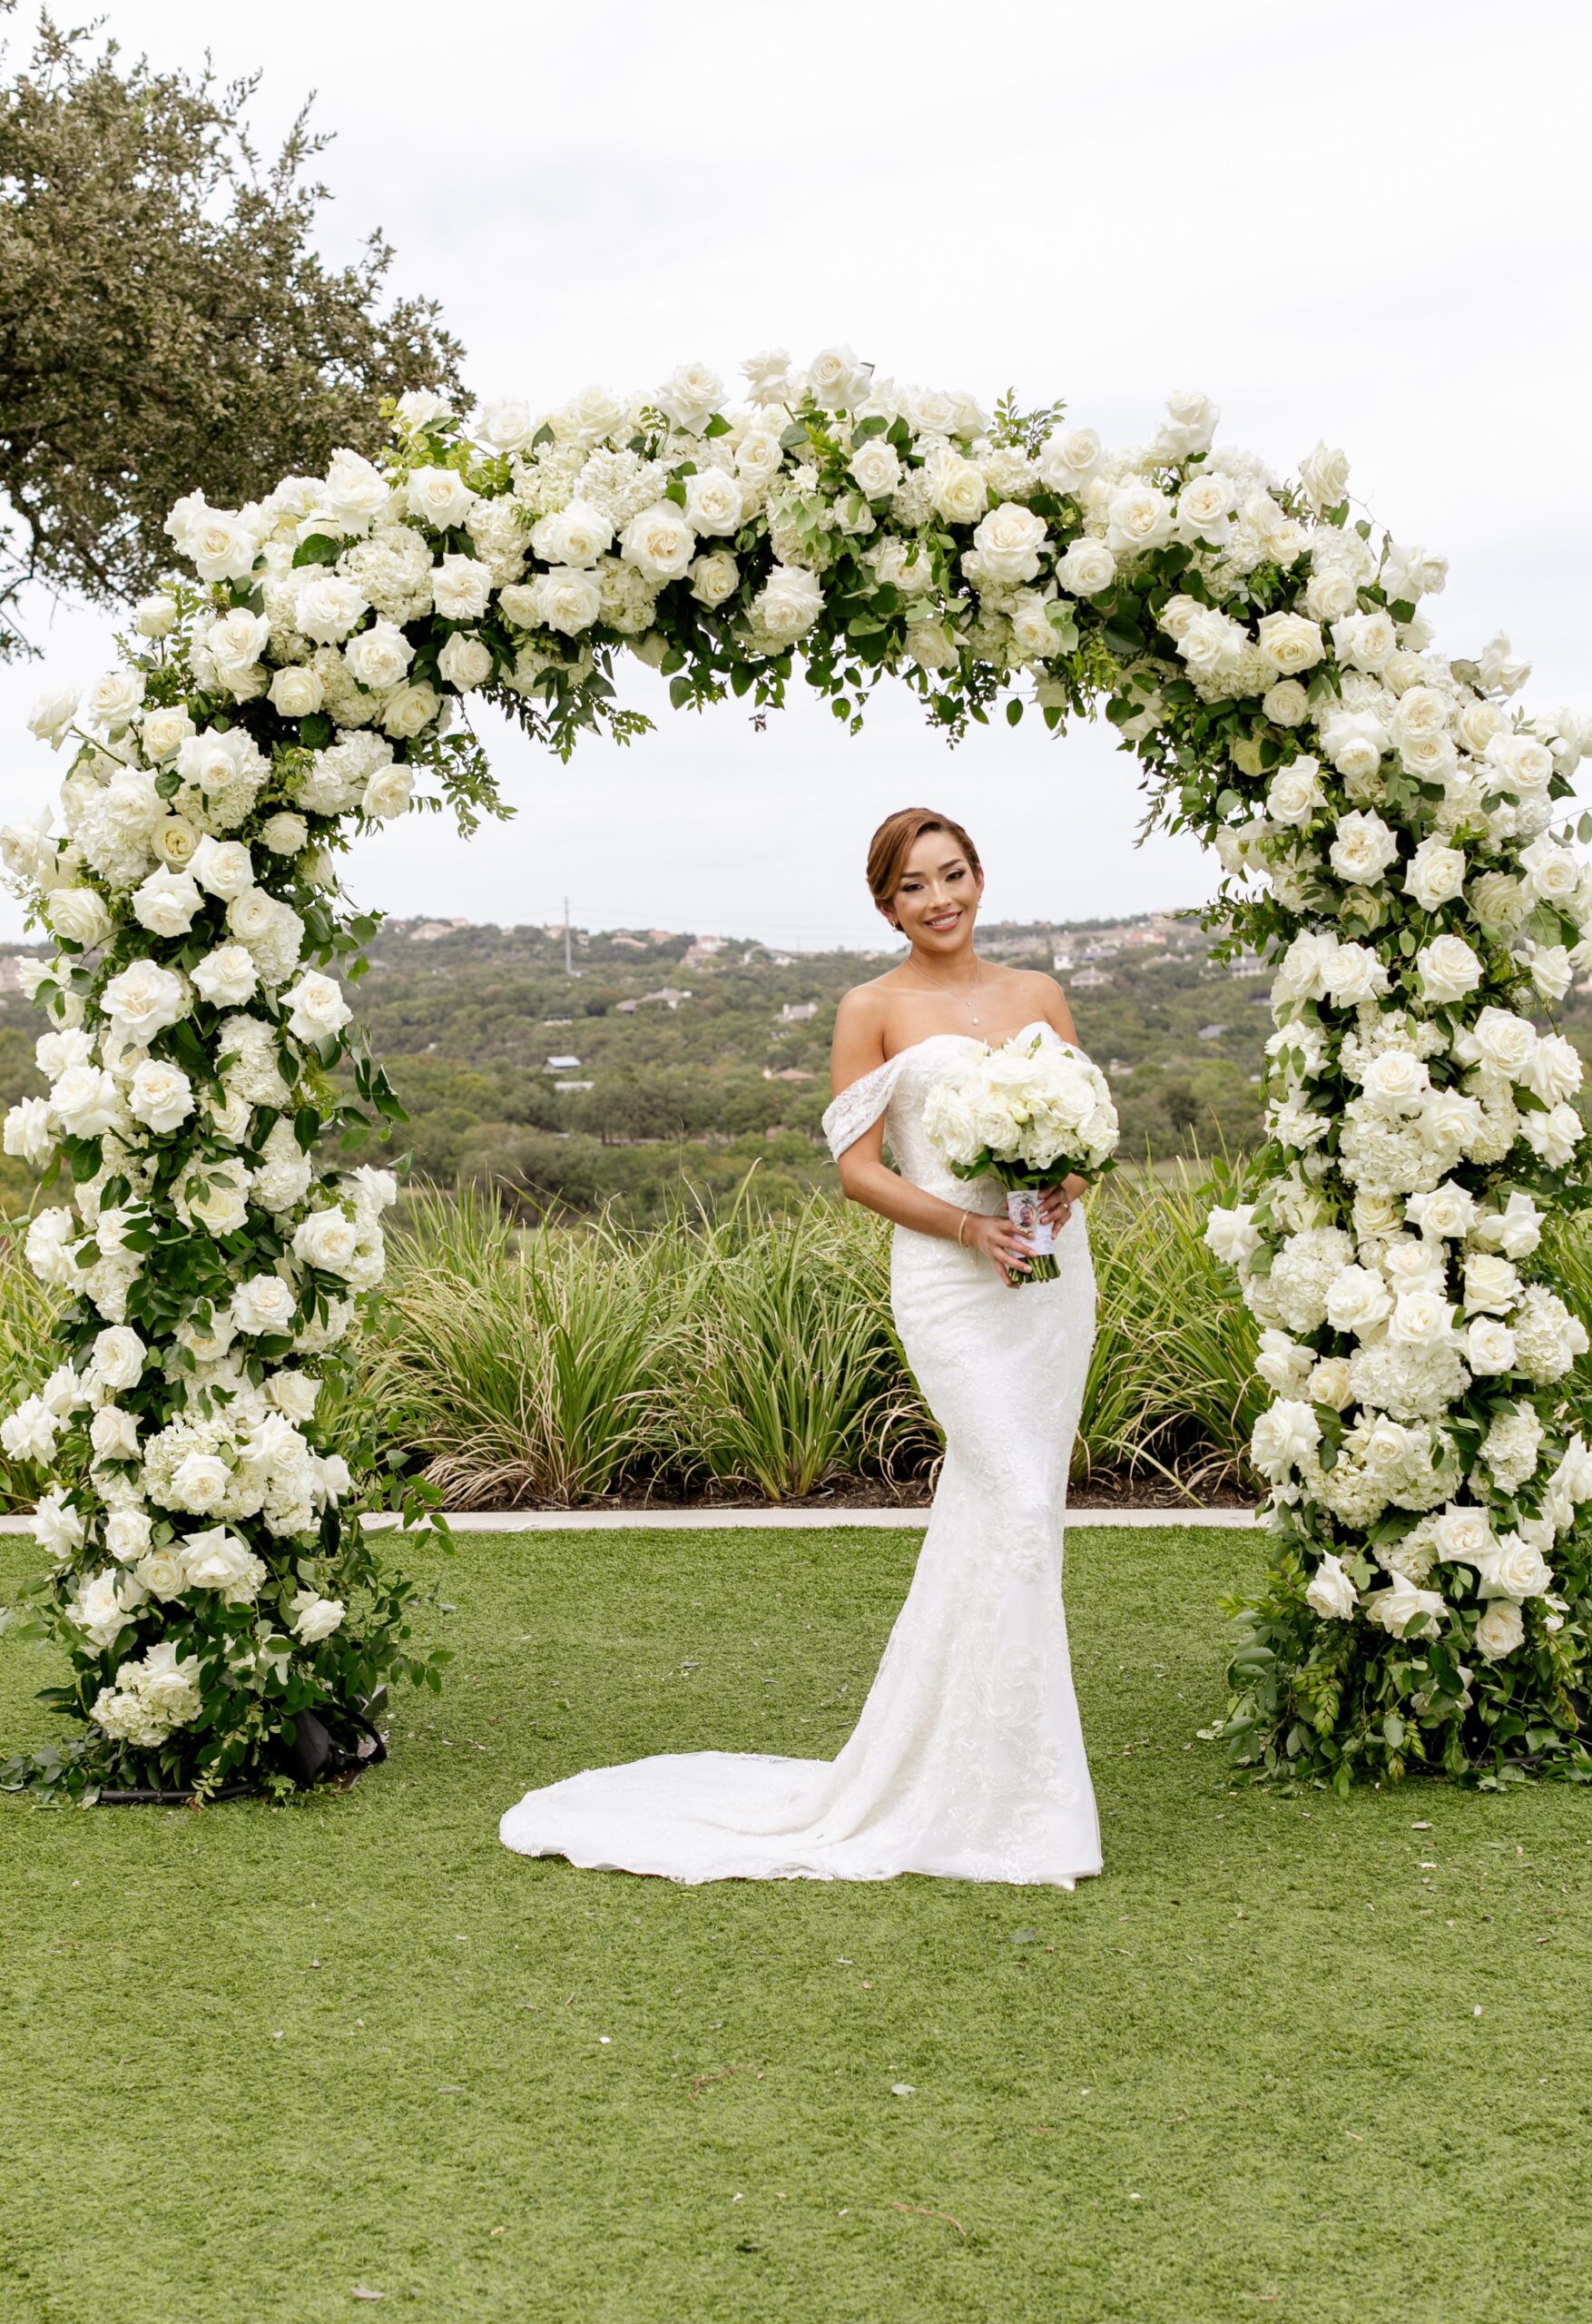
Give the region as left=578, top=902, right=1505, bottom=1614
left=564, top=894, right=574, bottom=979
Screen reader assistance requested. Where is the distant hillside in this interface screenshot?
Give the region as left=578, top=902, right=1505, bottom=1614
left=307, top=904, right=1272, bottom=1217
left=4, top=907, right=1587, bottom=1221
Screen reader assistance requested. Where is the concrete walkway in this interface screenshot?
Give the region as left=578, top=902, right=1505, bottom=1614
left=0, top=1505, right=1257, bottom=1536
left=360, top=1505, right=1258, bottom=1532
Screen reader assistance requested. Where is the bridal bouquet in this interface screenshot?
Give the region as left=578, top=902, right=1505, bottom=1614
left=924, top=1033, right=1119, bottom=1283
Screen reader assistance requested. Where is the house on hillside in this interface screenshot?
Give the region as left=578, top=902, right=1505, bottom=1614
left=1071, top=965, right=1114, bottom=989
left=682, top=935, right=727, bottom=969
left=778, top=1001, right=819, bottom=1023
left=545, top=1053, right=583, bottom=1072
left=407, top=919, right=472, bottom=942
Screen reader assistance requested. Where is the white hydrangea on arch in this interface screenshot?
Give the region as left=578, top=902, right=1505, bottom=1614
left=5, top=347, right=1592, bottom=1799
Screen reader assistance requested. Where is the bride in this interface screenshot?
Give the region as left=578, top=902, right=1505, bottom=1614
left=499, top=806, right=1103, bottom=1887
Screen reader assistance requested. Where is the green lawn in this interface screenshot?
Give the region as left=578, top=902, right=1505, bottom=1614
left=1, top=1521, right=1587, bottom=2324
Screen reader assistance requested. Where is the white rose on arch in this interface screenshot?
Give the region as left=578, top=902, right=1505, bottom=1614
left=296, top=574, right=369, bottom=645
left=437, top=635, right=494, bottom=692
left=282, top=970, right=354, bottom=1045
left=683, top=468, right=743, bottom=537
left=344, top=620, right=416, bottom=692
left=405, top=466, right=477, bottom=531
left=968, top=503, right=1048, bottom=586
left=531, top=568, right=603, bottom=636
left=431, top=555, right=493, bottom=621
left=1305, top=1552, right=1359, bottom=1620
left=1328, top=809, right=1400, bottom=885
left=1404, top=837, right=1467, bottom=911
left=530, top=501, right=613, bottom=568
left=620, top=503, right=696, bottom=585
left=292, top=1206, right=362, bottom=1275
left=753, top=566, right=825, bottom=643
left=231, top=1273, right=300, bottom=1336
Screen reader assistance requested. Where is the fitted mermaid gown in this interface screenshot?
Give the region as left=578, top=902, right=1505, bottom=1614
left=498, top=1020, right=1104, bottom=1887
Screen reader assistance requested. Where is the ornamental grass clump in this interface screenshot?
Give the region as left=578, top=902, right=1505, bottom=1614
left=364, top=1188, right=686, bottom=1507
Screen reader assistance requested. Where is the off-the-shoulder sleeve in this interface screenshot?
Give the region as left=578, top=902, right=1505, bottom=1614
left=821, top=1055, right=905, bottom=1162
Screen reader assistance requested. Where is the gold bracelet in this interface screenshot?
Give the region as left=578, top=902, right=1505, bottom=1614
left=957, top=1210, right=970, bottom=1247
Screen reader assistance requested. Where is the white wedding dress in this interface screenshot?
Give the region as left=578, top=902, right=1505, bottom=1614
left=499, top=1019, right=1103, bottom=1887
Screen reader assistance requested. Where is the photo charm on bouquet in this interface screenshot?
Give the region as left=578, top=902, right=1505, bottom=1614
left=923, top=1030, right=1121, bottom=1283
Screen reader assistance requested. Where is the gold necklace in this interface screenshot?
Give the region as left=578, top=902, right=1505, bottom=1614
left=898, top=960, right=988, bottom=1028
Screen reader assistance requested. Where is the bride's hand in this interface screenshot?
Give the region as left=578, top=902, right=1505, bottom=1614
left=961, top=1211, right=1033, bottom=1284
left=1040, top=1177, right=1086, bottom=1234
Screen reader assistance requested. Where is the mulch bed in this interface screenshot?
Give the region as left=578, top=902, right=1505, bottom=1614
left=439, top=1474, right=1254, bottom=1518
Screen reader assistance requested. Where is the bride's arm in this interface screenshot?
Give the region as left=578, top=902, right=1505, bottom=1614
left=830, top=992, right=1037, bottom=1279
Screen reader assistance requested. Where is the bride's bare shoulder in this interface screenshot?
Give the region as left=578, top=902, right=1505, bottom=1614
left=1007, top=966, right=1080, bottom=1041
left=831, top=976, right=897, bottom=1087
left=835, top=970, right=916, bottom=1031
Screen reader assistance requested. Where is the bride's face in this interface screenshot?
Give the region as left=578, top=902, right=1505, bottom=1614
left=887, top=833, right=983, bottom=954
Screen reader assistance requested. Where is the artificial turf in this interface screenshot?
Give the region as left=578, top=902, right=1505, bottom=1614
left=1, top=1520, right=1588, bottom=2324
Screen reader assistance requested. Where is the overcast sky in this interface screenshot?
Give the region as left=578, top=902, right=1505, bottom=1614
left=4, top=0, right=1587, bottom=950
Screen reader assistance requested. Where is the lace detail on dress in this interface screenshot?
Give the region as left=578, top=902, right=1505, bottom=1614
left=821, top=1055, right=906, bottom=1161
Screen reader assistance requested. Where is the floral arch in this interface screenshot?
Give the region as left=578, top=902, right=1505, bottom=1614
left=4, top=348, right=1591, bottom=1800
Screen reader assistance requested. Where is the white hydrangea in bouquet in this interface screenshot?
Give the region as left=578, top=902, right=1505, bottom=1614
left=923, top=1032, right=1118, bottom=1283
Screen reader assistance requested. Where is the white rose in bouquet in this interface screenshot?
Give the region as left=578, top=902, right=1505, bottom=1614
left=437, top=634, right=495, bottom=691
left=1469, top=1007, right=1538, bottom=1080
left=28, top=684, right=80, bottom=747
left=1255, top=612, right=1325, bottom=677
left=1521, top=1104, right=1583, bottom=1168
left=47, top=889, right=112, bottom=949
left=190, top=837, right=254, bottom=901
left=182, top=1525, right=267, bottom=1602
left=1251, top=1399, right=1321, bottom=1477
left=381, top=681, right=441, bottom=740
left=192, top=946, right=260, bottom=1008
left=532, top=568, right=602, bottom=636
left=620, top=503, right=696, bottom=585
left=101, top=960, right=185, bottom=1040
left=1365, top=1571, right=1448, bottom=1638
left=292, top=1206, right=361, bottom=1275
left=968, top=503, right=1048, bottom=586
left=1054, top=538, right=1115, bottom=597
left=1203, top=1204, right=1263, bottom=1269
left=753, top=566, right=825, bottom=642
left=296, top=574, right=369, bottom=645
left=344, top=619, right=415, bottom=692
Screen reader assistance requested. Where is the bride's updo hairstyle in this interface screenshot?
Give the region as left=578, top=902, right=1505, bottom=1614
left=866, top=807, right=982, bottom=921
